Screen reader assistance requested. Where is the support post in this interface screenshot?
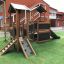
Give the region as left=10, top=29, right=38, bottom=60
left=25, top=10, right=27, bottom=24
left=44, top=12, right=46, bottom=22
left=16, top=10, right=20, bottom=52
left=25, top=10, right=29, bottom=38
left=9, top=12, right=12, bottom=27
left=2, top=1, right=7, bottom=42
left=30, top=11, right=31, bottom=21
left=37, top=20, right=39, bottom=41
left=13, top=14, right=15, bottom=23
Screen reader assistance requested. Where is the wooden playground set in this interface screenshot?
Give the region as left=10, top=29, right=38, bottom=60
left=0, top=0, right=60, bottom=58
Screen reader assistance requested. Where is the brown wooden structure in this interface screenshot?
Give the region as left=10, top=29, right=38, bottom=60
left=8, top=3, right=51, bottom=42
left=0, top=1, right=60, bottom=58
left=29, top=5, right=50, bottom=42
left=0, top=3, right=36, bottom=58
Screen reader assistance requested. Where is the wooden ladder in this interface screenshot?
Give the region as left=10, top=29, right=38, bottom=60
left=0, top=39, right=17, bottom=55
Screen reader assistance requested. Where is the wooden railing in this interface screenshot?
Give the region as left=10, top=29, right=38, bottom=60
left=20, top=12, right=40, bottom=22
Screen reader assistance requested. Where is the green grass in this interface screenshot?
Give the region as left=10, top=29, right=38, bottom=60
left=0, top=31, right=64, bottom=64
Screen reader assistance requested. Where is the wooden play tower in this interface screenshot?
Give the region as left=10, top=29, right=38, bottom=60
left=0, top=2, right=36, bottom=58
left=0, top=1, right=60, bottom=58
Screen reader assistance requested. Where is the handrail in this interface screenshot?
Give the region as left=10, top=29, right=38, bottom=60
left=20, top=12, right=40, bottom=22
left=20, top=17, right=25, bottom=22
left=31, top=12, right=39, bottom=19
left=34, top=15, right=40, bottom=21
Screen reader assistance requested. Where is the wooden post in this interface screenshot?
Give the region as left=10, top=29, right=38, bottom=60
left=16, top=10, right=20, bottom=52
left=3, top=1, right=6, bottom=24
left=25, top=10, right=29, bottom=38
left=30, top=11, right=31, bottom=21
left=33, top=21, right=35, bottom=40
left=16, top=10, right=20, bottom=40
left=25, top=10, right=27, bottom=24
left=22, top=20, right=24, bottom=37
left=2, top=1, right=7, bottom=42
left=39, top=4, right=41, bottom=21
left=12, top=14, right=15, bottom=23
left=37, top=20, right=39, bottom=41
left=44, top=12, right=45, bottom=22
left=9, top=12, right=12, bottom=27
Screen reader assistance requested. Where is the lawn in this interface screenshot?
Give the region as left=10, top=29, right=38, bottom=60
left=0, top=31, right=64, bottom=64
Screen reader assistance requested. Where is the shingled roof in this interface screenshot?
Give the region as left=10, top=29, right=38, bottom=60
left=6, top=0, right=43, bottom=8
left=5, top=0, right=43, bottom=15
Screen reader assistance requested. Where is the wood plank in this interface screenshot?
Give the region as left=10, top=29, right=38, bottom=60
left=34, top=39, right=51, bottom=42
left=19, top=40, right=28, bottom=59
left=26, top=39, right=36, bottom=55
left=38, top=22, right=50, bottom=24
left=16, top=10, right=20, bottom=52
left=34, top=29, right=50, bottom=34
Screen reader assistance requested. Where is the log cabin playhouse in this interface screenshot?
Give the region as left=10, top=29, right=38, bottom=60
left=0, top=0, right=60, bottom=58
left=0, top=0, right=50, bottom=41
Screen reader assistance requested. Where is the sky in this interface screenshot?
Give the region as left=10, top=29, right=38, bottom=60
left=44, top=0, right=64, bottom=12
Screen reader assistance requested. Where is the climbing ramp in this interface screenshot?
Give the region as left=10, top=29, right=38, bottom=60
left=19, top=37, right=36, bottom=58
left=0, top=39, right=17, bottom=55
left=50, top=30, right=60, bottom=39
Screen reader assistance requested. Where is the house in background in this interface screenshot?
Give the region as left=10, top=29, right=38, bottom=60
left=56, top=12, right=64, bottom=27
left=49, top=7, right=64, bottom=27
left=49, top=7, right=58, bottom=27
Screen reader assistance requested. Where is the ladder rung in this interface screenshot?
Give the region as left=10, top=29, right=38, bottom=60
left=5, top=47, right=8, bottom=50
left=10, top=43, right=13, bottom=45
left=7, top=45, right=10, bottom=47
left=0, top=39, right=17, bottom=55
left=2, top=50, right=5, bottom=52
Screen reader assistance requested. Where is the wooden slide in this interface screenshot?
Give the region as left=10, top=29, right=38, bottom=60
left=19, top=37, right=36, bottom=58
left=50, top=30, right=60, bottom=39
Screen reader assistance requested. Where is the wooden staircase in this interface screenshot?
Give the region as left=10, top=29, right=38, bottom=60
left=0, top=39, right=17, bottom=55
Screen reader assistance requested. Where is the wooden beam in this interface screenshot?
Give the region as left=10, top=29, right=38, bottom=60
left=16, top=10, right=20, bottom=39
left=37, top=21, right=39, bottom=41
left=25, top=10, right=29, bottom=38
left=44, top=12, right=45, bottom=22
left=12, top=14, right=15, bottom=23
left=25, top=10, right=27, bottom=24
left=3, top=1, right=6, bottom=24
left=2, top=1, right=7, bottom=41
left=30, top=11, right=31, bottom=21
left=9, top=12, right=12, bottom=27
left=16, top=10, right=20, bottom=52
